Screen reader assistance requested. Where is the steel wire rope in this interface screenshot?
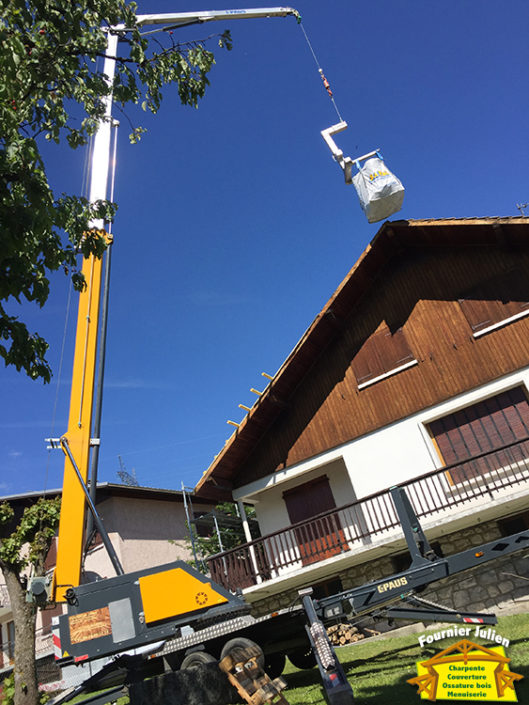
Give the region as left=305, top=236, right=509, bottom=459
left=299, top=22, right=344, bottom=123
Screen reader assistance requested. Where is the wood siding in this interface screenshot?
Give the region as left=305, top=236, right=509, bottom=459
left=233, top=245, right=529, bottom=489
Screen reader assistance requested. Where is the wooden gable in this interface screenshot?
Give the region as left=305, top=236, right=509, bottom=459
left=195, top=218, right=529, bottom=500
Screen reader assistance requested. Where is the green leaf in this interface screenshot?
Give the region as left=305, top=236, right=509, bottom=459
left=1, top=0, right=232, bottom=381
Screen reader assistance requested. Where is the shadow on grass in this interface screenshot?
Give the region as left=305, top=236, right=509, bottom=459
left=284, top=638, right=528, bottom=705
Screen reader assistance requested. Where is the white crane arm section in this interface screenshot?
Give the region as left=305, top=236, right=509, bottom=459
left=117, top=7, right=301, bottom=31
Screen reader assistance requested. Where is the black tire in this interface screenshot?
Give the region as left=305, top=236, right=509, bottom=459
left=288, top=648, right=316, bottom=670
left=180, top=651, right=217, bottom=670
left=264, top=652, right=286, bottom=679
left=220, top=637, right=265, bottom=670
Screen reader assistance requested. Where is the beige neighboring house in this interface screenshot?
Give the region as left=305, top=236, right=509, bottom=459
left=0, top=483, right=214, bottom=686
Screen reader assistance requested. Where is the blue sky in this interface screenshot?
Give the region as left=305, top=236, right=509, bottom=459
left=2, top=0, right=529, bottom=497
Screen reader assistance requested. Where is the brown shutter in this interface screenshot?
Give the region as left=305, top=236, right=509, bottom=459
left=429, top=387, right=529, bottom=482
left=459, top=269, right=529, bottom=332
left=458, top=298, right=494, bottom=332
left=352, top=338, right=378, bottom=384
left=283, top=476, right=346, bottom=566
left=283, top=476, right=336, bottom=522
left=352, top=325, right=414, bottom=385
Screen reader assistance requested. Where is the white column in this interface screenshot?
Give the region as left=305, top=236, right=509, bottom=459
left=237, top=500, right=262, bottom=585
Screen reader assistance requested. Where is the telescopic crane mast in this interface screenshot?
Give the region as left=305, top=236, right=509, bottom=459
left=50, top=5, right=300, bottom=603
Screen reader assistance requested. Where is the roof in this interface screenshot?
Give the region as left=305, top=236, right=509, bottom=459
left=194, top=216, right=529, bottom=501
left=0, top=483, right=215, bottom=505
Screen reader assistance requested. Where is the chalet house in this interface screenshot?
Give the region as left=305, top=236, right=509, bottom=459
left=0, top=484, right=213, bottom=686
left=195, top=217, right=529, bottom=618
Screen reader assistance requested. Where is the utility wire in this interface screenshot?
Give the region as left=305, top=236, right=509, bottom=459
left=299, top=22, right=343, bottom=123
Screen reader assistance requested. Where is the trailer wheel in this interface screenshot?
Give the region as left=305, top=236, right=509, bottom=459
left=220, top=637, right=265, bottom=670
left=264, top=652, right=286, bottom=679
left=288, top=648, right=316, bottom=670
left=180, top=651, right=217, bottom=670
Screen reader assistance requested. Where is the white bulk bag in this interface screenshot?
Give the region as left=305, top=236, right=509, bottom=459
left=352, top=156, right=405, bottom=223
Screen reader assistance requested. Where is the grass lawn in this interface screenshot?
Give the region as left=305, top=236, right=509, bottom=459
left=67, top=613, right=529, bottom=705
left=280, top=613, right=529, bottom=705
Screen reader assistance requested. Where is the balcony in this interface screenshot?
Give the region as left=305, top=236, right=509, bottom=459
left=207, top=437, right=529, bottom=591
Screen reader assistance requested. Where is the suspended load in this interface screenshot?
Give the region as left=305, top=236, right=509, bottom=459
left=351, top=153, right=405, bottom=223
left=321, top=121, right=405, bottom=223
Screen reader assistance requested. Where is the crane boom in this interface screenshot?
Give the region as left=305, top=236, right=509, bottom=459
left=133, top=7, right=301, bottom=28
left=51, top=6, right=299, bottom=603
left=52, top=249, right=105, bottom=602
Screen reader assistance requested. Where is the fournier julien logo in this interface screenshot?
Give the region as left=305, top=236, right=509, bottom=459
left=408, top=639, right=523, bottom=702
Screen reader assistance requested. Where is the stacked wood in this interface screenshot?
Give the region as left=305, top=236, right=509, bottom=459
left=326, top=623, right=364, bottom=645
left=326, top=623, right=382, bottom=645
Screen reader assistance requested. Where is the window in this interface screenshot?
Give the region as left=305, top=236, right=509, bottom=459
left=352, top=325, right=416, bottom=388
left=283, top=476, right=347, bottom=566
left=6, top=620, right=15, bottom=663
left=458, top=269, right=529, bottom=336
left=428, top=387, right=529, bottom=483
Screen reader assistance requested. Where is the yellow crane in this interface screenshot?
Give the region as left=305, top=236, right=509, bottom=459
left=43, top=3, right=301, bottom=660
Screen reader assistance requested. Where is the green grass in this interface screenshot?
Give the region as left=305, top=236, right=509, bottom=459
left=66, top=613, right=529, bottom=705
left=280, top=613, right=529, bottom=705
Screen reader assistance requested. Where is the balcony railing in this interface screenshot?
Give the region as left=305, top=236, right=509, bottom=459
left=207, top=437, right=529, bottom=590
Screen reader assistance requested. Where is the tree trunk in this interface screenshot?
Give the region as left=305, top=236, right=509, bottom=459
left=3, top=567, right=39, bottom=705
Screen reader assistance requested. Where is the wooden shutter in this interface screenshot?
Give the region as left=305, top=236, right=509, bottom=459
left=429, top=387, right=529, bottom=482
left=459, top=269, right=529, bottom=332
left=352, top=326, right=415, bottom=385
left=283, top=476, right=336, bottom=523
left=283, top=476, right=346, bottom=565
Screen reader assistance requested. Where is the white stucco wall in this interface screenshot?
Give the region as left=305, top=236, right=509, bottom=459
left=254, top=458, right=353, bottom=535
left=237, top=367, right=529, bottom=535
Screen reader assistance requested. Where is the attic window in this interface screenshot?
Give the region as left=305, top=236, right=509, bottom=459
left=458, top=268, right=529, bottom=337
left=352, top=325, right=417, bottom=389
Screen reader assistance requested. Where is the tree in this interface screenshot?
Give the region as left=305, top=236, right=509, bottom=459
left=0, top=0, right=231, bottom=382
left=188, top=501, right=258, bottom=571
left=0, top=497, right=61, bottom=705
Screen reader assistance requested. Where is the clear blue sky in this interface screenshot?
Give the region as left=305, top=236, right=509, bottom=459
left=2, top=0, right=529, bottom=497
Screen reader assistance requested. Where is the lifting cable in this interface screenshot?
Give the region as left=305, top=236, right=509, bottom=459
left=299, top=21, right=343, bottom=123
